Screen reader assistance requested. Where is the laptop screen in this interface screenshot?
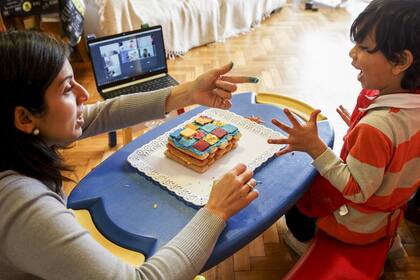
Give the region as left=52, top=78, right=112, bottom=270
left=88, top=26, right=168, bottom=89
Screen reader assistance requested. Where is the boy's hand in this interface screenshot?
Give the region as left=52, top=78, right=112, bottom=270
left=267, top=108, right=327, bottom=159
left=336, top=105, right=351, bottom=126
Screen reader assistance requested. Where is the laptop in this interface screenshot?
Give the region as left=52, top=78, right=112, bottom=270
left=87, top=25, right=179, bottom=100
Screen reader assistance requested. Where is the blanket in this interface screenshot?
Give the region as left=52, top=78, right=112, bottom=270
left=88, top=0, right=285, bottom=57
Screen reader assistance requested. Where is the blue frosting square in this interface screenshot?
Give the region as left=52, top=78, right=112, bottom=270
left=222, top=124, right=238, bottom=134
left=169, top=128, right=183, bottom=140
left=179, top=137, right=197, bottom=148
left=200, top=123, right=217, bottom=133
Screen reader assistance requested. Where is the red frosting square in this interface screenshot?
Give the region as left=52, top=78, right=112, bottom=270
left=211, top=127, right=227, bottom=138
left=193, top=139, right=210, bottom=151
left=194, top=130, right=206, bottom=139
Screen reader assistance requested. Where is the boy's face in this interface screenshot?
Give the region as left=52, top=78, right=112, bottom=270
left=349, top=34, right=404, bottom=94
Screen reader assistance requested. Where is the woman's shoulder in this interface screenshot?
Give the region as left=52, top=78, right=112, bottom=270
left=0, top=170, right=47, bottom=189
left=0, top=170, right=65, bottom=204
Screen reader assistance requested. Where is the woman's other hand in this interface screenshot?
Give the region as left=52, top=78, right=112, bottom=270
left=189, top=62, right=259, bottom=109
left=205, top=164, right=259, bottom=221
left=336, top=105, right=351, bottom=126
left=267, top=108, right=327, bottom=159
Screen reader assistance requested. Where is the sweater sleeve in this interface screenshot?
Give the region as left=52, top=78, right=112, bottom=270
left=79, top=88, right=171, bottom=139
left=312, top=121, right=392, bottom=203
left=135, top=208, right=225, bottom=279
left=0, top=173, right=225, bottom=280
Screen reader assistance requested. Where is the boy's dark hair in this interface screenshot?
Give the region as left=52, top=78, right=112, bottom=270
left=350, top=0, right=420, bottom=90
left=0, top=31, right=72, bottom=193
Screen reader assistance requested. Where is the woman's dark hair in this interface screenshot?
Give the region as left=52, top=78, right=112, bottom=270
left=0, top=30, right=72, bottom=192
left=350, top=0, right=420, bottom=90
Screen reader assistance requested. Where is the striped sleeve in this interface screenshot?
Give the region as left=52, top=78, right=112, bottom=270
left=313, top=121, right=393, bottom=203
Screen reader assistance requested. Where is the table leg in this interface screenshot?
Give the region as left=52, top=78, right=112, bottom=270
left=122, top=128, right=133, bottom=145
left=108, top=131, right=117, bottom=147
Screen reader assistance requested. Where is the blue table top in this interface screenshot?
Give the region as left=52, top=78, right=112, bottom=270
left=67, top=92, right=334, bottom=270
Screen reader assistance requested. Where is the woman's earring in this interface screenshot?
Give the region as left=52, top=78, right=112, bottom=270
left=32, top=128, right=40, bottom=136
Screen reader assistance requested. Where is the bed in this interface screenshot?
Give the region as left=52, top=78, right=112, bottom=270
left=84, top=0, right=286, bottom=57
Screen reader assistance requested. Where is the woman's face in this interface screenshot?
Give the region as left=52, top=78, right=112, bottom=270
left=34, top=59, right=89, bottom=145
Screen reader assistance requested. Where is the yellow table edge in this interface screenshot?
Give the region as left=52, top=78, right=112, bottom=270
left=72, top=209, right=145, bottom=266
left=256, top=92, right=327, bottom=121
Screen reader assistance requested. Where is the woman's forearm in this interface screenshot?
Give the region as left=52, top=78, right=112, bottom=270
left=165, top=82, right=195, bottom=112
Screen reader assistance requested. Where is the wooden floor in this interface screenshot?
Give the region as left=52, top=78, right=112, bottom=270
left=65, top=1, right=419, bottom=279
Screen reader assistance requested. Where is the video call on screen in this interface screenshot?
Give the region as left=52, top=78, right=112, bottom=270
left=89, top=29, right=167, bottom=87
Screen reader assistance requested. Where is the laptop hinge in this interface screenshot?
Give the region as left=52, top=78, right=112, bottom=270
left=102, top=73, right=167, bottom=93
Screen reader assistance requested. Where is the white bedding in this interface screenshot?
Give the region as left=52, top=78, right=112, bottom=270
left=84, top=0, right=286, bottom=57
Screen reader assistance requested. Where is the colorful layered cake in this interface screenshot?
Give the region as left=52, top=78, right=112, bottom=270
left=165, top=115, right=241, bottom=173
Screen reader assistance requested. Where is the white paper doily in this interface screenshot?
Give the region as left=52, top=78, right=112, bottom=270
left=127, top=108, right=285, bottom=206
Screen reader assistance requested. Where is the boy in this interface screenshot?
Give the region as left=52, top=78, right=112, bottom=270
left=268, top=0, right=420, bottom=253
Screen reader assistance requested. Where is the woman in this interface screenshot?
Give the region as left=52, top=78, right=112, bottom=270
left=0, top=30, right=259, bottom=279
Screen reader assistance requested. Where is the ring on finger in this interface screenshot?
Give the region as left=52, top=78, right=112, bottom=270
left=245, top=181, right=255, bottom=193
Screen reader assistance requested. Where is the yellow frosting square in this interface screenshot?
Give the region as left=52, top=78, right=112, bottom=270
left=213, top=121, right=225, bottom=126
left=195, top=117, right=213, bottom=125
left=180, top=127, right=196, bottom=138
left=186, top=123, right=199, bottom=130
left=203, top=134, right=219, bottom=145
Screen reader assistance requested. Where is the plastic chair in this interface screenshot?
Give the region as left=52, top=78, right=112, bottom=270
left=256, top=92, right=327, bottom=121
left=283, top=230, right=391, bottom=280
left=73, top=209, right=145, bottom=266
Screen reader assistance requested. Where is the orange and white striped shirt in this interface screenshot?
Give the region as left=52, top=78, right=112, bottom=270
left=314, top=93, right=420, bottom=245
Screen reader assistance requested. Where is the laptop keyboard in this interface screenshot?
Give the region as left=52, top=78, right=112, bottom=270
left=104, top=76, right=179, bottom=99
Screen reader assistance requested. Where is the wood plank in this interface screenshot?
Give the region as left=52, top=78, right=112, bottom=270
left=249, top=236, right=266, bottom=257
left=234, top=244, right=251, bottom=271
left=217, top=256, right=235, bottom=280
left=263, top=224, right=280, bottom=243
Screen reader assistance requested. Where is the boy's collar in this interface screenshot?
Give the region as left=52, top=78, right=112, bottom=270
left=359, top=93, right=420, bottom=112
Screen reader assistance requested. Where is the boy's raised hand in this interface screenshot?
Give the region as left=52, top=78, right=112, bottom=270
left=336, top=105, right=351, bottom=126
left=267, top=108, right=327, bottom=159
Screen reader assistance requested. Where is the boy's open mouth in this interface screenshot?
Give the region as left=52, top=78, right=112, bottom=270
left=357, top=70, right=363, bottom=81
